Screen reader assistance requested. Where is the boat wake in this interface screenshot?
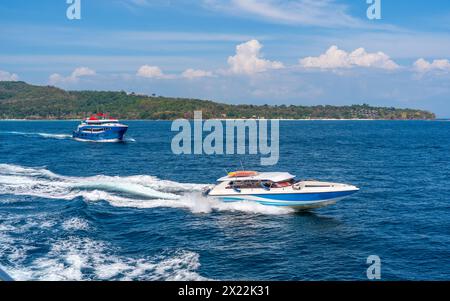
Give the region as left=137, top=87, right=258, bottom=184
left=0, top=131, right=136, bottom=142
left=0, top=164, right=292, bottom=280
left=0, top=222, right=207, bottom=281
left=0, top=164, right=293, bottom=215
left=0, top=131, right=72, bottom=140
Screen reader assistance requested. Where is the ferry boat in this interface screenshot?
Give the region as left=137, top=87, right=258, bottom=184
left=73, top=113, right=128, bottom=142
left=204, top=171, right=359, bottom=209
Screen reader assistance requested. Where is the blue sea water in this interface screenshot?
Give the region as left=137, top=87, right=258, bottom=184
left=0, top=120, right=449, bottom=280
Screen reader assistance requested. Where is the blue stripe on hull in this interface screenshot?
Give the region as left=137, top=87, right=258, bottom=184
left=254, top=190, right=357, bottom=201
left=218, top=190, right=357, bottom=207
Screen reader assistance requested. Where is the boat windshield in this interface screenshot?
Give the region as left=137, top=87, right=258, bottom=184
left=226, top=179, right=295, bottom=189
left=227, top=180, right=268, bottom=189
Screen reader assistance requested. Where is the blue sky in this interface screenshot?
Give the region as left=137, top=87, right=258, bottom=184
left=1, top=0, right=450, bottom=116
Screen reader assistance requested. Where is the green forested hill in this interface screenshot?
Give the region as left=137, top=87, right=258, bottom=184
left=0, top=81, right=436, bottom=120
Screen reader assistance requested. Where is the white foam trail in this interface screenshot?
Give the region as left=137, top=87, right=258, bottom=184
left=37, top=133, right=72, bottom=139
left=73, top=181, right=180, bottom=200
left=0, top=212, right=209, bottom=280
left=0, top=164, right=60, bottom=178
left=62, top=218, right=90, bottom=231
left=0, top=164, right=293, bottom=215
left=1, top=232, right=207, bottom=281
left=0, top=131, right=72, bottom=140
left=105, top=193, right=293, bottom=215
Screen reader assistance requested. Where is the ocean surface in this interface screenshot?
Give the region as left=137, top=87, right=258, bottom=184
left=0, top=120, right=449, bottom=281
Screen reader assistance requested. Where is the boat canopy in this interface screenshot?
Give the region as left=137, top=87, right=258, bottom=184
left=217, top=172, right=295, bottom=183
left=85, top=113, right=119, bottom=124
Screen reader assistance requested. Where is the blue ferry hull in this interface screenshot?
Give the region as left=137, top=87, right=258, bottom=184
left=73, top=126, right=128, bottom=142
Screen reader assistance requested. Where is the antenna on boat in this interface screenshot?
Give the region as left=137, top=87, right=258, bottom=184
left=240, top=160, right=245, bottom=171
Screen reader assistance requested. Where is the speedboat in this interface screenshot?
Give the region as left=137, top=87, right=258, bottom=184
left=203, top=171, right=359, bottom=210
left=73, top=113, right=128, bottom=142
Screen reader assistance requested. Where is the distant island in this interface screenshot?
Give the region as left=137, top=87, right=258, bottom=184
left=0, top=81, right=435, bottom=120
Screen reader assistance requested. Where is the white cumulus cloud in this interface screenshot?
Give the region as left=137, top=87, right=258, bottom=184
left=227, top=39, right=284, bottom=75
left=0, top=70, right=19, bottom=81
left=299, top=45, right=399, bottom=70
left=137, top=65, right=174, bottom=79
left=414, top=58, right=450, bottom=73
left=182, top=69, right=214, bottom=79
left=137, top=65, right=163, bottom=78
left=49, top=67, right=96, bottom=85
left=71, top=67, right=96, bottom=78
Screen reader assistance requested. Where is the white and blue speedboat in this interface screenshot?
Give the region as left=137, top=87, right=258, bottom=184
left=73, top=114, right=128, bottom=142
left=204, top=171, right=359, bottom=210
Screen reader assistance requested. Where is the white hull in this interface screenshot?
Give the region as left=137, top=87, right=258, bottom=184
left=207, top=178, right=359, bottom=210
